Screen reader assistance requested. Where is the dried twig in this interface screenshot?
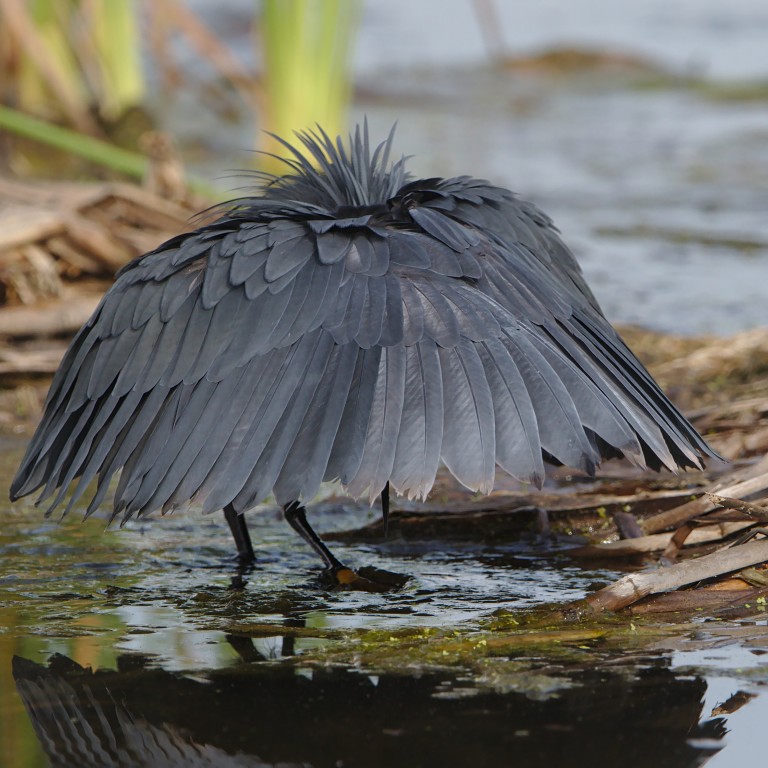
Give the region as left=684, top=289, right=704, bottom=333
left=708, top=493, right=768, bottom=522
left=583, top=538, right=768, bottom=613
left=661, top=522, right=696, bottom=564
left=0, top=346, right=66, bottom=374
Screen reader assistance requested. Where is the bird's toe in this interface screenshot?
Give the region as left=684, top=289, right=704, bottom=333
left=320, top=565, right=410, bottom=592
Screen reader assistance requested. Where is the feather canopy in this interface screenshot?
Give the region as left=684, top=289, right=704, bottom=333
left=10, top=125, right=717, bottom=522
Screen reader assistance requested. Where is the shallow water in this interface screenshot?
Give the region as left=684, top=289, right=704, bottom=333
left=2, top=438, right=768, bottom=767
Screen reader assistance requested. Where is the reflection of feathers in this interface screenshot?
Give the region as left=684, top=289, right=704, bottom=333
left=11, top=125, right=717, bottom=521
left=12, top=649, right=718, bottom=766
left=12, top=656, right=289, bottom=768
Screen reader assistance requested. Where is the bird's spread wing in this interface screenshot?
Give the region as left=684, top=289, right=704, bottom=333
left=410, top=177, right=715, bottom=470
left=11, top=171, right=717, bottom=520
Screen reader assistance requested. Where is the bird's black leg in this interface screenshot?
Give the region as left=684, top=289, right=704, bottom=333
left=283, top=500, right=346, bottom=572
left=381, top=482, right=390, bottom=538
left=283, top=500, right=408, bottom=592
left=224, top=503, right=255, bottom=565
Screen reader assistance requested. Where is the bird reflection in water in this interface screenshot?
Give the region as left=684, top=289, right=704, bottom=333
left=13, top=648, right=726, bottom=768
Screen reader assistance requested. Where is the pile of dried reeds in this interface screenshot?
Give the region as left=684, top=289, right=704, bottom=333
left=0, top=176, right=201, bottom=373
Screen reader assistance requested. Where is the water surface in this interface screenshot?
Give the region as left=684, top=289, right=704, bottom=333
left=2, top=439, right=768, bottom=767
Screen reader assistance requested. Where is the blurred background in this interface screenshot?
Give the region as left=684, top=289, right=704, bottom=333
left=1, top=0, right=767, bottom=337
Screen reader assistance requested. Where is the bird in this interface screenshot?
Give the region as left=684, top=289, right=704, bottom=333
left=10, top=124, right=718, bottom=590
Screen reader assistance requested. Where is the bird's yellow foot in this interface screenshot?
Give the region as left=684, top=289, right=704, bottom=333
left=320, top=565, right=410, bottom=592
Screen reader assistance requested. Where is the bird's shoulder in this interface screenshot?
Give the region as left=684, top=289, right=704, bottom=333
left=86, top=174, right=604, bottom=361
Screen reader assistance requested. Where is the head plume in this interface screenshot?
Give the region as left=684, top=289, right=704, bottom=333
left=256, top=122, right=409, bottom=211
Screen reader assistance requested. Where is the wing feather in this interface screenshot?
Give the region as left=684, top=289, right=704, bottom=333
left=355, top=275, right=387, bottom=348
left=128, top=371, right=251, bottom=516
left=572, top=314, right=708, bottom=464
left=390, top=340, right=444, bottom=499
left=324, top=347, right=382, bottom=485
left=230, top=229, right=270, bottom=284
left=264, top=224, right=312, bottom=282
left=409, top=206, right=474, bottom=252
left=230, top=332, right=336, bottom=509
left=200, top=331, right=330, bottom=512
left=345, top=345, right=407, bottom=502
left=526, top=329, right=644, bottom=464
left=325, top=273, right=368, bottom=344
left=388, top=232, right=431, bottom=269
left=345, top=236, right=373, bottom=272
left=413, top=280, right=461, bottom=347
left=379, top=275, right=405, bottom=346
left=502, top=329, right=599, bottom=473
left=272, top=341, right=359, bottom=502
left=399, top=281, right=424, bottom=345
left=316, top=230, right=351, bottom=264
left=438, top=340, right=496, bottom=493
left=478, top=337, right=544, bottom=486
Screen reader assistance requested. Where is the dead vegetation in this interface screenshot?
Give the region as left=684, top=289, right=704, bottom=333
left=0, top=176, right=204, bottom=385
left=2, top=175, right=768, bottom=618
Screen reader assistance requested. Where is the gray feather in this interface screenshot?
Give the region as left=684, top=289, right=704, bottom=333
left=273, top=341, right=358, bottom=502
left=438, top=340, right=496, bottom=493
left=264, top=229, right=313, bottom=282
left=346, top=345, right=407, bottom=502
left=325, top=347, right=382, bottom=485
left=200, top=331, right=328, bottom=512
left=478, top=337, right=544, bottom=486
left=528, top=330, right=644, bottom=464
left=316, top=231, right=351, bottom=265
left=413, top=279, right=461, bottom=347
left=231, top=332, right=335, bottom=509
left=503, top=329, right=598, bottom=473
left=355, top=276, right=387, bottom=349
left=390, top=340, right=444, bottom=499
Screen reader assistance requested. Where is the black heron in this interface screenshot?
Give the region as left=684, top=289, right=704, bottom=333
left=10, top=126, right=717, bottom=589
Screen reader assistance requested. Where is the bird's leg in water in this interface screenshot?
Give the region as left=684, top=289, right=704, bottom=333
left=381, top=482, right=390, bottom=538
left=283, top=500, right=408, bottom=591
left=223, top=503, right=255, bottom=565
left=283, top=500, right=346, bottom=571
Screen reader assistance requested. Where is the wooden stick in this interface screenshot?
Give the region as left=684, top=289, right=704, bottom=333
left=0, top=206, right=64, bottom=252
left=63, top=216, right=132, bottom=269
left=661, top=522, right=695, bottom=563
left=0, top=346, right=65, bottom=374
left=708, top=493, right=768, bottom=522
left=584, top=538, right=768, bottom=613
